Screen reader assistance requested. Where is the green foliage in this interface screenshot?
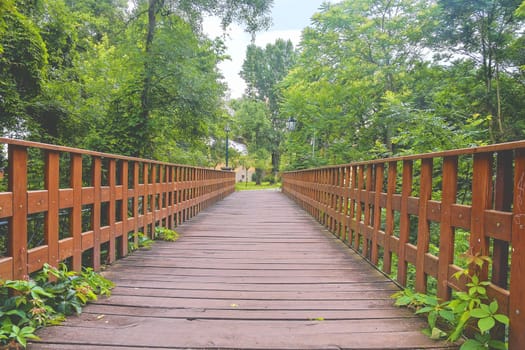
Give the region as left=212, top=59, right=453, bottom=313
left=235, top=181, right=280, bottom=191
left=392, top=255, right=508, bottom=349
left=0, top=263, right=113, bottom=348
left=155, top=227, right=180, bottom=242
left=128, top=232, right=154, bottom=252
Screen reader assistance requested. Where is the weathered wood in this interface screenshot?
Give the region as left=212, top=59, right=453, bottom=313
left=31, top=191, right=455, bottom=349
left=282, top=143, right=524, bottom=345
left=0, top=138, right=234, bottom=279
left=437, top=156, right=458, bottom=300
left=415, top=158, right=432, bottom=293
left=509, top=149, right=525, bottom=349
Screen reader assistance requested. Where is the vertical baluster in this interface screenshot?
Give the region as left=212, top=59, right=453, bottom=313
left=108, top=159, right=116, bottom=264
left=383, top=161, right=397, bottom=275
left=509, top=148, right=525, bottom=348
left=92, top=157, right=101, bottom=271
left=371, top=163, right=384, bottom=265
left=415, top=158, right=433, bottom=293
left=9, top=145, right=28, bottom=280
left=70, top=153, right=83, bottom=271
left=437, top=156, right=458, bottom=300
left=397, top=160, right=413, bottom=287
left=470, top=153, right=492, bottom=279
left=120, top=160, right=129, bottom=257
left=45, top=151, right=60, bottom=268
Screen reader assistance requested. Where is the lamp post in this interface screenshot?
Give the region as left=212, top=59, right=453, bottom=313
left=286, top=117, right=297, bottom=131
left=224, top=124, right=231, bottom=170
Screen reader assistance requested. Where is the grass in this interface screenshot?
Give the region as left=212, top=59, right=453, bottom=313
left=235, top=181, right=281, bottom=191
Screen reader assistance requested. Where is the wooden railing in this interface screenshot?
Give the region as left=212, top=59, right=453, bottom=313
left=0, top=138, right=235, bottom=280
left=282, top=141, right=525, bottom=348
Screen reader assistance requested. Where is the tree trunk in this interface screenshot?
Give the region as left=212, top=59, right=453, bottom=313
left=138, top=0, right=163, bottom=157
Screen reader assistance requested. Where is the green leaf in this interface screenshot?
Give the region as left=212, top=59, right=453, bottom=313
left=478, top=316, right=496, bottom=333
left=494, top=314, right=510, bottom=325
left=489, top=300, right=498, bottom=314
left=430, top=327, right=447, bottom=340
left=488, top=339, right=508, bottom=350
left=415, top=306, right=433, bottom=314
left=460, top=339, right=484, bottom=350
left=438, top=310, right=456, bottom=322
left=470, top=308, right=490, bottom=318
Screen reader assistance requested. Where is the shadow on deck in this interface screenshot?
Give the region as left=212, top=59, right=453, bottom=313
left=30, top=190, right=456, bottom=349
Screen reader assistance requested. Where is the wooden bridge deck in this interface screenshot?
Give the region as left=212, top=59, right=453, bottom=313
left=31, top=190, right=456, bottom=350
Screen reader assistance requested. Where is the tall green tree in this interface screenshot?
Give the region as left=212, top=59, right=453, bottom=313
left=435, top=0, right=524, bottom=142
left=0, top=0, right=47, bottom=135
left=240, top=38, right=296, bottom=174
left=137, top=0, right=274, bottom=157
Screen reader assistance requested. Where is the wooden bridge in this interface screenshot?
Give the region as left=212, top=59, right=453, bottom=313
left=0, top=138, right=523, bottom=349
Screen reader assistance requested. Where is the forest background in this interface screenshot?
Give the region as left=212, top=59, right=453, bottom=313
left=1, top=0, right=525, bottom=177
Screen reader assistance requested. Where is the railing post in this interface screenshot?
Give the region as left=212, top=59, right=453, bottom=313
left=371, top=163, right=384, bottom=265
left=9, top=145, right=28, bottom=280
left=510, top=149, right=525, bottom=348
left=120, top=160, right=129, bottom=257
left=415, top=158, right=433, bottom=293
left=383, top=161, right=396, bottom=275
left=45, top=151, right=60, bottom=268
left=470, top=153, right=492, bottom=279
left=92, top=157, right=102, bottom=271
left=397, top=160, right=413, bottom=287
left=108, top=159, right=116, bottom=264
left=437, top=156, right=458, bottom=301
left=70, top=153, right=83, bottom=271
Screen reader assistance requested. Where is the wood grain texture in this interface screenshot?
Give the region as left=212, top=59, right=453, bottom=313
left=31, top=191, right=456, bottom=350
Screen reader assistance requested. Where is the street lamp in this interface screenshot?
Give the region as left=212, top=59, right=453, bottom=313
left=286, top=117, right=297, bottom=131
left=224, top=124, right=231, bottom=170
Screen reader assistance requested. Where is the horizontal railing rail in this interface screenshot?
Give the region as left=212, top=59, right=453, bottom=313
left=282, top=140, right=525, bottom=348
left=0, top=138, right=235, bottom=280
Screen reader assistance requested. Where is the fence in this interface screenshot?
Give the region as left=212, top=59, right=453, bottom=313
left=282, top=141, right=525, bottom=348
left=0, top=138, right=235, bottom=280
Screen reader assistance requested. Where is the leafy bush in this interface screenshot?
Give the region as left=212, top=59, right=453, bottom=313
left=0, top=263, right=114, bottom=348
left=392, top=254, right=509, bottom=350
left=154, top=227, right=180, bottom=242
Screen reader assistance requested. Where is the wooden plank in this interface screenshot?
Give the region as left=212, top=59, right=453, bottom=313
left=509, top=149, right=525, bottom=349
left=363, top=165, right=373, bottom=258
left=70, top=153, right=83, bottom=271
left=470, top=153, right=492, bottom=278
left=119, top=161, right=129, bottom=257
left=9, top=145, right=28, bottom=280
left=437, top=156, right=458, bottom=300
left=92, top=157, right=102, bottom=271
left=108, top=159, right=116, bottom=264
left=397, top=160, right=413, bottom=286
left=371, top=163, right=384, bottom=265
left=32, top=191, right=454, bottom=350
left=415, top=158, right=432, bottom=293
left=383, top=161, right=396, bottom=275
left=45, top=151, right=60, bottom=268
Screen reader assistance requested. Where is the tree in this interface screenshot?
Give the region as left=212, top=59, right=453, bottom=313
left=435, top=0, right=524, bottom=142
left=231, top=98, right=273, bottom=183
left=240, top=39, right=297, bottom=174
left=137, top=0, right=274, bottom=157
left=0, top=1, right=48, bottom=135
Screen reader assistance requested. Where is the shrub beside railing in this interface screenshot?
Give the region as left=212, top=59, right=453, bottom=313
left=0, top=138, right=235, bottom=280
left=282, top=141, right=525, bottom=349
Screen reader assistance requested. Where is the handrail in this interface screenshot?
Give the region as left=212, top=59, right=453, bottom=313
left=0, top=138, right=235, bottom=279
left=282, top=141, right=525, bottom=348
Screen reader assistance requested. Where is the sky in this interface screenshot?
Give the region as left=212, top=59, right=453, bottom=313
left=203, top=0, right=339, bottom=99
